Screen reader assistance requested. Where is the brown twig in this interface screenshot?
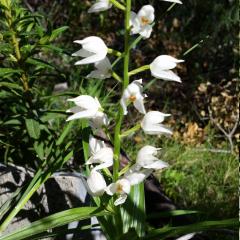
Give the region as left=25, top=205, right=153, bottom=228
left=208, top=106, right=239, bottom=154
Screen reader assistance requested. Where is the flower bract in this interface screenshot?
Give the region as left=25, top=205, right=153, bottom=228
left=72, top=36, right=108, bottom=65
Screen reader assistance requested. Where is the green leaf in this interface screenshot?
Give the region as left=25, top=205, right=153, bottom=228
left=40, top=44, right=65, bottom=54
left=56, top=121, right=74, bottom=146
left=0, top=68, right=22, bottom=77
left=144, top=218, right=239, bottom=240
left=0, top=207, right=111, bottom=240
left=0, top=82, right=22, bottom=90
left=3, top=119, right=22, bottom=125
left=26, top=58, right=55, bottom=70
left=49, top=26, right=69, bottom=41
left=121, top=183, right=146, bottom=238
left=147, top=210, right=199, bottom=219
left=25, top=118, right=41, bottom=139
left=33, top=141, right=44, bottom=160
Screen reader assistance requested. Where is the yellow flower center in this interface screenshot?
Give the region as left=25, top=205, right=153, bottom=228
left=141, top=16, right=150, bottom=26
left=116, top=183, right=123, bottom=193
left=129, top=95, right=136, bottom=102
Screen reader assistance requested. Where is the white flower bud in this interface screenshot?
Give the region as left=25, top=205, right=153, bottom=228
left=87, top=170, right=107, bottom=197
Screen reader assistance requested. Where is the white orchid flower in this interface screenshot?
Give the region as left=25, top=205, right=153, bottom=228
left=86, top=170, right=107, bottom=197
left=141, top=111, right=172, bottom=135
left=136, top=145, right=169, bottom=170
left=150, top=55, right=184, bottom=82
left=89, top=135, right=106, bottom=156
left=90, top=113, right=109, bottom=129
left=87, top=136, right=113, bottom=170
left=86, top=147, right=113, bottom=170
left=87, top=57, right=112, bottom=79
left=124, top=164, right=153, bottom=185
left=86, top=136, right=113, bottom=171
left=66, top=95, right=107, bottom=127
left=120, top=79, right=146, bottom=115
left=130, top=5, right=155, bottom=39
left=72, top=36, right=108, bottom=65
left=105, top=179, right=131, bottom=206
left=162, top=0, right=182, bottom=4
left=88, top=0, right=112, bottom=13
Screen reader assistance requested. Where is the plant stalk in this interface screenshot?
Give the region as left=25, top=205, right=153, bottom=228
left=113, top=0, right=131, bottom=182
left=4, top=5, right=29, bottom=92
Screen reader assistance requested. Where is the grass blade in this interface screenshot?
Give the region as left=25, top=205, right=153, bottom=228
left=144, top=218, right=238, bottom=240
left=0, top=207, right=111, bottom=240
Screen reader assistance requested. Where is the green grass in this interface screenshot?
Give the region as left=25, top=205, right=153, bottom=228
left=158, top=140, right=238, bottom=219
left=121, top=134, right=238, bottom=220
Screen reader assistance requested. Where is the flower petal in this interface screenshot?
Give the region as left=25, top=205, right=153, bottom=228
left=75, top=53, right=105, bottom=65
left=67, top=95, right=100, bottom=109
left=66, top=110, right=96, bottom=121
left=162, top=0, right=182, bottom=4
left=138, top=5, right=155, bottom=24
left=95, top=57, right=112, bottom=71
left=89, top=136, right=106, bottom=156
left=151, top=69, right=182, bottom=82
left=87, top=69, right=110, bottom=79
left=88, top=0, right=112, bottom=13
left=144, top=160, right=169, bottom=169
left=105, top=183, right=117, bottom=196
left=143, top=124, right=173, bottom=135
left=72, top=48, right=92, bottom=57
left=87, top=170, right=107, bottom=197
left=125, top=167, right=153, bottom=185
left=133, top=97, right=146, bottom=114
left=114, top=194, right=128, bottom=206
left=150, top=55, right=184, bottom=70
left=139, top=24, right=153, bottom=39
left=176, top=233, right=196, bottom=240
left=120, top=98, right=128, bottom=115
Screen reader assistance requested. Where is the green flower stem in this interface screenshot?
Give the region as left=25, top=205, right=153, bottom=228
left=113, top=0, right=131, bottom=182
left=128, top=65, right=150, bottom=76
left=129, top=35, right=143, bottom=50
left=109, top=0, right=126, bottom=11
left=108, top=48, right=123, bottom=57
left=112, top=71, right=122, bottom=82
left=120, top=123, right=141, bottom=138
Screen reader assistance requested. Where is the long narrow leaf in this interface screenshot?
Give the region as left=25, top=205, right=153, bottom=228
left=0, top=207, right=111, bottom=240
left=147, top=210, right=199, bottom=219
left=144, top=218, right=238, bottom=240
left=121, top=182, right=146, bottom=237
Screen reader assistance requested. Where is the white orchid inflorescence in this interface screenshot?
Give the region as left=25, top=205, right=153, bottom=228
left=67, top=0, right=184, bottom=206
